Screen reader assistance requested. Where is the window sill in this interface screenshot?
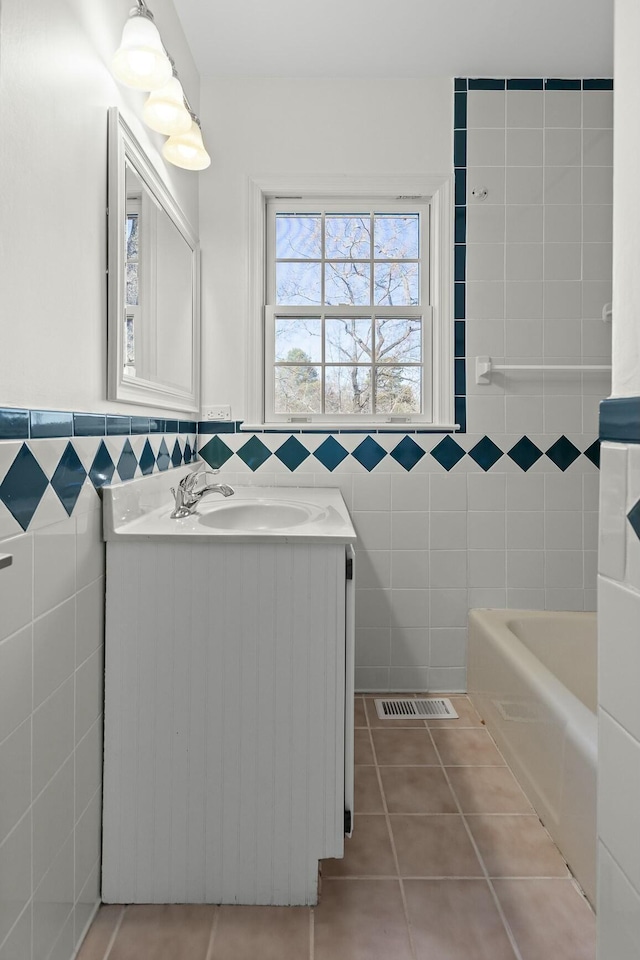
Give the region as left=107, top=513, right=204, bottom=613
left=240, top=423, right=460, bottom=434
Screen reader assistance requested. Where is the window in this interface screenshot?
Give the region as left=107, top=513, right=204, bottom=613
left=246, top=177, right=454, bottom=429
left=266, top=201, right=431, bottom=424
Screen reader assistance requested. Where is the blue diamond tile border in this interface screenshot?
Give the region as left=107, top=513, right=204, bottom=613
left=313, top=436, right=348, bottom=471
left=508, top=437, right=543, bottom=472
left=628, top=499, right=640, bottom=542
left=546, top=436, right=581, bottom=471
left=89, top=441, right=116, bottom=490
left=583, top=440, right=601, bottom=468
left=391, top=436, right=425, bottom=471
left=352, top=436, right=386, bottom=472
left=469, top=436, right=503, bottom=472
left=276, top=436, right=310, bottom=471
left=431, top=436, right=465, bottom=471
left=117, top=439, right=137, bottom=482
left=51, top=442, right=87, bottom=515
left=156, top=439, right=171, bottom=472
left=200, top=436, right=234, bottom=470
left=138, top=439, right=156, bottom=476
left=0, top=445, right=49, bottom=530
left=237, top=435, right=271, bottom=471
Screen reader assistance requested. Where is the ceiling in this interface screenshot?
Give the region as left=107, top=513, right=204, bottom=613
left=172, top=0, right=614, bottom=80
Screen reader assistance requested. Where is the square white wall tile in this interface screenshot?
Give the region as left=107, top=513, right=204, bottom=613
left=467, top=512, right=505, bottom=549
left=0, top=534, right=33, bottom=644
left=467, top=166, right=506, bottom=205
left=467, top=129, right=505, bottom=167
left=466, top=281, right=505, bottom=319
left=583, top=166, right=613, bottom=205
left=33, top=598, right=75, bottom=710
left=584, top=91, right=613, bottom=128
left=582, top=205, right=613, bottom=243
left=355, top=627, right=391, bottom=667
left=544, top=129, right=582, bottom=166
left=505, top=283, right=543, bottom=321
left=506, top=90, right=543, bottom=128
left=599, top=576, right=640, bottom=743
left=0, top=720, right=31, bottom=845
left=544, top=166, right=581, bottom=205
left=430, top=551, right=467, bottom=588
left=466, top=204, right=506, bottom=244
left=598, top=708, right=640, bottom=893
left=597, top=843, right=640, bottom=958
left=506, top=243, right=543, bottom=282
left=0, top=813, right=31, bottom=945
left=506, top=167, right=543, bottom=205
left=543, top=281, right=582, bottom=319
left=391, top=512, right=429, bottom=550
left=389, top=627, right=429, bottom=667
left=599, top=443, right=628, bottom=580
left=468, top=90, right=505, bottom=128
left=32, top=756, right=74, bottom=889
left=356, top=549, right=391, bottom=589
left=430, top=511, right=467, bottom=549
left=544, top=205, right=582, bottom=242
left=468, top=550, right=506, bottom=587
left=430, top=627, right=467, bottom=668
left=33, top=518, right=76, bottom=618
left=466, top=243, right=505, bottom=282
left=32, top=676, right=74, bottom=798
left=543, top=243, right=581, bottom=281
left=391, top=551, right=428, bottom=590
left=0, top=626, right=32, bottom=744
left=506, top=128, right=543, bottom=166
left=505, top=204, right=543, bottom=242
left=74, top=718, right=103, bottom=818
left=583, top=129, right=613, bottom=166
left=390, top=589, right=429, bottom=628
left=544, top=90, right=582, bottom=127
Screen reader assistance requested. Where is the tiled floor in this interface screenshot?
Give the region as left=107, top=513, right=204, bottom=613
left=78, top=695, right=595, bottom=960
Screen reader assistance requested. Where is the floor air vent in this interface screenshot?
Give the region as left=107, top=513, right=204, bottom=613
left=374, top=698, right=459, bottom=720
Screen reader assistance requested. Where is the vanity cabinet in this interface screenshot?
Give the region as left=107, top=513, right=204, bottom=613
left=102, top=536, right=355, bottom=906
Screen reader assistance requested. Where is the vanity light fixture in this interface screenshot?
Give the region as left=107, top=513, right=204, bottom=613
left=162, top=114, right=211, bottom=170
left=112, top=0, right=211, bottom=171
left=143, top=70, right=192, bottom=135
left=112, top=2, right=172, bottom=90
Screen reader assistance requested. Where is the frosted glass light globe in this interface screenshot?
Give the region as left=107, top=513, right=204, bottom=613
left=163, top=121, right=211, bottom=171
left=112, top=14, right=172, bottom=91
left=143, top=76, right=192, bottom=135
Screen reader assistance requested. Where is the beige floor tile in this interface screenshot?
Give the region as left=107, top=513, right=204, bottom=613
left=446, top=766, right=534, bottom=814
left=380, top=766, right=457, bottom=814
left=431, top=728, right=505, bottom=765
left=467, top=816, right=569, bottom=877
left=426, top=696, right=484, bottom=728
left=364, top=696, right=427, bottom=728
left=109, top=905, right=216, bottom=960
left=210, top=905, right=310, bottom=960
left=354, top=728, right=374, bottom=765
left=354, top=697, right=367, bottom=728
left=354, top=766, right=384, bottom=813
left=322, top=815, right=396, bottom=878
left=405, top=879, right=517, bottom=960
left=390, top=815, right=483, bottom=877
left=314, top=879, right=412, bottom=960
left=493, top=879, right=595, bottom=960
left=371, top=728, right=438, bottom=765
left=76, top=905, right=124, bottom=960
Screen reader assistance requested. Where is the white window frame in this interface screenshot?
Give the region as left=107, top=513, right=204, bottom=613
left=244, top=175, right=455, bottom=431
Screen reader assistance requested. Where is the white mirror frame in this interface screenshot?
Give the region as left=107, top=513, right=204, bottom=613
left=107, top=107, right=201, bottom=414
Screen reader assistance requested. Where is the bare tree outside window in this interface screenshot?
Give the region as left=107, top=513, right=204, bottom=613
left=270, top=207, right=426, bottom=417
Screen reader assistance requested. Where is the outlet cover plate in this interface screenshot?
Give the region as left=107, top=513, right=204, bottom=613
left=202, top=405, right=232, bottom=421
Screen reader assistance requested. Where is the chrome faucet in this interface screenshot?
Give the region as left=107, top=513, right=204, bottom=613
left=170, top=464, right=234, bottom=519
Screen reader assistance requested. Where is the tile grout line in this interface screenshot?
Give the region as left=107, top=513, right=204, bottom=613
left=203, top=906, right=219, bottom=960
left=102, top=905, right=126, bottom=960
left=364, top=697, right=419, bottom=960
left=423, top=718, right=525, bottom=960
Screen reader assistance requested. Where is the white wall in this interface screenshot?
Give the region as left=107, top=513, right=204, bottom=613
left=198, top=77, right=453, bottom=417
left=0, top=2, right=200, bottom=958
left=0, top=0, right=199, bottom=416
left=597, top=1, right=640, bottom=954
left=611, top=0, right=640, bottom=397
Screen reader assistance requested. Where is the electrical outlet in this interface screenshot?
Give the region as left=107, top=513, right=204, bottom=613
left=202, top=405, right=232, bottom=421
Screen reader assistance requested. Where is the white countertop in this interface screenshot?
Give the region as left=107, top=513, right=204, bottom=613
left=102, top=471, right=356, bottom=544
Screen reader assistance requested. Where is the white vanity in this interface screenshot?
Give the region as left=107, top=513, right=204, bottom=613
left=101, top=467, right=356, bottom=906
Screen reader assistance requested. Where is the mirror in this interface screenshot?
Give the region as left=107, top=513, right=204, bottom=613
left=108, top=108, right=200, bottom=413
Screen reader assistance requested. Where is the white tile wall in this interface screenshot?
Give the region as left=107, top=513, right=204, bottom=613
left=597, top=435, right=640, bottom=947
left=0, top=498, right=104, bottom=957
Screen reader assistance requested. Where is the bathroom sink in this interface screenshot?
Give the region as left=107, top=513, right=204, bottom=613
left=102, top=473, right=356, bottom=544
left=198, top=498, right=326, bottom=531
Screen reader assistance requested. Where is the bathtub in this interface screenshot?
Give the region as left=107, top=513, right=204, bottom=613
left=468, top=609, right=597, bottom=907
